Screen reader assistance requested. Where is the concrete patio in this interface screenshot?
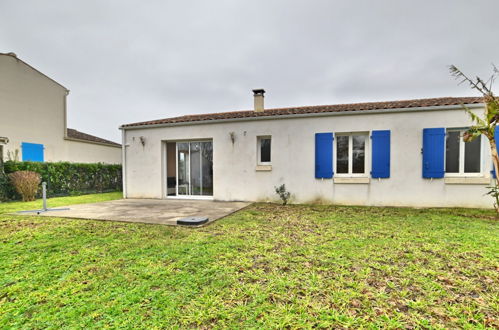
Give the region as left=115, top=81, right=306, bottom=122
left=34, top=199, right=250, bottom=226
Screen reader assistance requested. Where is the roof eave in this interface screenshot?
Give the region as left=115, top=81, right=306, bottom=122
left=120, top=102, right=485, bottom=130
left=64, top=136, right=121, bottom=148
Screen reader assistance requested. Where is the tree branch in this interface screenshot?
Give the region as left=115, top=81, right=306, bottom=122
left=449, top=65, right=488, bottom=95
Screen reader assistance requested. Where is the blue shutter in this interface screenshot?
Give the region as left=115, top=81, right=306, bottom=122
left=422, top=128, right=445, bottom=178
left=21, top=142, right=44, bottom=162
left=371, top=130, right=390, bottom=178
left=315, top=133, right=333, bottom=179
left=492, top=126, right=499, bottom=178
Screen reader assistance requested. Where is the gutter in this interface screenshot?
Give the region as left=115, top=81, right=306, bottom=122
left=121, top=129, right=127, bottom=198
left=63, top=90, right=70, bottom=139
left=120, top=103, right=485, bottom=131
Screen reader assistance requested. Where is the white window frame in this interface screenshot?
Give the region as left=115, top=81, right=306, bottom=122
left=257, top=136, right=272, bottom=165
left=444, top=129, right=484, bottom=177
left=334, top=132, right=370, bottom=177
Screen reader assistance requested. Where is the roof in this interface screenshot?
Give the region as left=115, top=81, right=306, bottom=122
left=0, top=52, right=69, bottom=91
left=121, top=96, right=484, bottom=128
left=66, top=128, right=121, bottom=147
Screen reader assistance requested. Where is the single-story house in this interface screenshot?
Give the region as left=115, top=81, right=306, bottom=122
left=0, top=52, right=121, bottom=164
left=120, top=89, right=495, bottom=208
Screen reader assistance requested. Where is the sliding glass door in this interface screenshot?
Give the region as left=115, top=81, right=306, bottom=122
left=177, top=142, right=190, bottom=195
left=174, top=141, right=213, bottom=197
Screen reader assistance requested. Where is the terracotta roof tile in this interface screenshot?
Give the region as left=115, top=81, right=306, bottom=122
left=66, top=128, right=121, bottom=147
left=121, top=96, right=484, bottom=128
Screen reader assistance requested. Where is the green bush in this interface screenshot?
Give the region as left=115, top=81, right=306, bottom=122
left=0, top=173, right=15, bottom=201
left=1, top=161, right=122, bottom=201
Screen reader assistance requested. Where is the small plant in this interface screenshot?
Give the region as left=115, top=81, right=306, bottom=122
left=274, top=184, right=291, bottom=205
left=485, top=183, right=499, bottom=213
left=9, top=171, right=41, bottom=201
left=7, top=149, right=20, bottom=162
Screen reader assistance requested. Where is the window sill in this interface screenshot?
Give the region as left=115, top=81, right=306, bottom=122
left=333, top=177, right=370, bottom=184
left=256, top=165, right=272, bottom=171
left=444, top=177, right=491, bottom=185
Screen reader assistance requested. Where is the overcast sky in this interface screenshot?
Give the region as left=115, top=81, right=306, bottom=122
left=1, top=1, right=498, bottom=142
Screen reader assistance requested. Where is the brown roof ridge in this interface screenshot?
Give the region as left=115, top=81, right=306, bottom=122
left=121, top=96, right=484, bottom=128
left=205, top=96, right=484, bottom=114
left=66, top=128, right=121, bottom=147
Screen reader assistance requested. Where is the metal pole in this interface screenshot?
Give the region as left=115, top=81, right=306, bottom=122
left=42, top=182, right=47, bottom=211
left=17, top=181, right=69, bottom=214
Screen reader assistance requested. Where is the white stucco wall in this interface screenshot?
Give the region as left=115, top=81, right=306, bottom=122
left=0, top=54, right=121, bottom=164
left=122, top=105, right=495, bottom=208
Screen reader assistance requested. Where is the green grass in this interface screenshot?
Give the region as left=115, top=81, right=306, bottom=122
left=0, top=192, right=123, bottom=214
left=0, top=202, right=498, bottom=328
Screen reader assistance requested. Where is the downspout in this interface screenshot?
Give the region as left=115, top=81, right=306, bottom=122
left=63, top=90, right=70, bottom=138
left=121, top=128, right=127, bottom=198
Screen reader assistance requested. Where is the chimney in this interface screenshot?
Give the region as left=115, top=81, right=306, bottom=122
left=253, top=89, right=265, bottom=112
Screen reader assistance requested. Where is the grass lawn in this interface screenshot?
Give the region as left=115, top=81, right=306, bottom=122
left=0, top=198, right=498, bottom=328
left=0, top=192, right=123, bottom=214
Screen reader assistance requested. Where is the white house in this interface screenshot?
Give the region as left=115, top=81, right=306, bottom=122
left=120, top=89, right=495, bottom=208
left=0, top=52, right=121, bottom=165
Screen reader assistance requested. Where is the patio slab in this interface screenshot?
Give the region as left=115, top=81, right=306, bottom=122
left=32, top=199, right=250, bottom=226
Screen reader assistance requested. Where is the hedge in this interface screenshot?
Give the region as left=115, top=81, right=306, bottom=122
left=0, top=161, right=122, bottom=201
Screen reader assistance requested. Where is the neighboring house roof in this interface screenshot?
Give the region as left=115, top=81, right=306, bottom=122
left=66, top=128, right=121, bottom=147
left=121, top=96, right=484, bottom=128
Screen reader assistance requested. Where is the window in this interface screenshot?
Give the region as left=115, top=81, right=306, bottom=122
left=335, top=133, right=368, bottom=176
left=257, top=136, right=271, bottom=165
left=445, top=129, right=482, bottom=175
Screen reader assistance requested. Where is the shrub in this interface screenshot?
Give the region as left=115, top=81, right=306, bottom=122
left=274, top=184, right=291, bottom=205
left=0, top=173, right=13, bottom=201
left=485, top=183, right=499, bottom=213
left=1, top=161, right=122, bottom=201
left=9, top=171, right=41, bottom=202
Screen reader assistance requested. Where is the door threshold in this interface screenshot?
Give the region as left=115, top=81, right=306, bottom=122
left=166, top=196, right=214, bottom=201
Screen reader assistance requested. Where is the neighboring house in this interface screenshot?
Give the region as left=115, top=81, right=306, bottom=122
left=121, top=89, right=494, bottom=208
left=0, top=52, right=121, bottom=165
